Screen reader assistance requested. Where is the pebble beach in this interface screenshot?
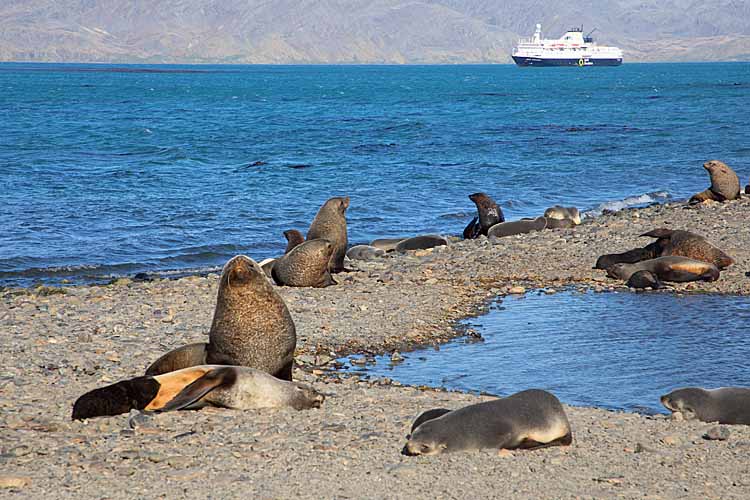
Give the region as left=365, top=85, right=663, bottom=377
left=2, top=196, right=750, bottom=499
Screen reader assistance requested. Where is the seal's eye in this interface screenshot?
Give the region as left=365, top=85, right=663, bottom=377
left=420, top=444, right=432, bottom=453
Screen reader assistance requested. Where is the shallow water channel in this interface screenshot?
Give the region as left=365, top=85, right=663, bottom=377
left=344, top=290, right=750, bottom=414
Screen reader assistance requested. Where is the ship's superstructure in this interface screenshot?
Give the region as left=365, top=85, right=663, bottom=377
left=512, top=25, right=623, bottom=67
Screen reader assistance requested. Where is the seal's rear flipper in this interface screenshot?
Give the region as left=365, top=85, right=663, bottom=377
left=158, top=367, right=237, bottom=413
left=640, top=228, right=674, bottom=239
left=145, top=342, right=208, bottom=376
left=516, top=431, right=573, bottom=450
left=72, top=376, right=160, bottom=420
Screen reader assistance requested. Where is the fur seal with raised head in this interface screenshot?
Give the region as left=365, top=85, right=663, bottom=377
left=689, top=160, right=740, bottom=203
left=371, top=238, right=406, bottom=252
left=72, top=365, right=324, bottom=420
left=307, top=196, right=349, bottom=273
left=272, top=239, right=336, bottom=288
left=640, top=228, right=734, bottom=269
left=463, top=193, right=504, bottom=239
left=487, top=217, right=547, bottom=239
left=395, top=235, right=449, bottom=252
left=283, top=229, right=305, bottom=254
left=146, top=255, right=296, bottom=380
left=346, top=245, right=386, bottom=261
left=661, top=387, right=750, bottom=425
left=544, top=206, right=581, bottom=225
left=403, top=389, right=572, bottom=456
left=607, top=256, right=720, bottom=283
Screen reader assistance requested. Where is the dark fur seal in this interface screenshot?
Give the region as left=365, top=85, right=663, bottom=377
left=487, top=217, right=547, bottom=239
left=283, top=229, right=305, bottom=254
left=640, top=228, right=734, bottom=269
left=626, top=270, right=665, bottom=289
left=594, top=242, right=662, bottom=270
left=661, top=387, right=750, bottom=425
left=403, top=389, right=572, bottom=456
left=272, top=239, right=337, bottom=288
left=72, top=365, right=323, bottom=420
left=395, top=235, right=449, bottom=252
left=463, top=193, right=504, bottom=239
left=146, top=255, right=296, bottom=380
left=689, top=160, right=740, bottom=203
left=543, top=206, right=581, bottom=225
left=307, top=197, right=349, bottom=273
left=607, top=256, right=720, bottom=283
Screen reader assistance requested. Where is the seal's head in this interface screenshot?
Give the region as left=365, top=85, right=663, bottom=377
left=290, top=382, right=326, bottom=410
left=607, top=262, right=634, bottom=280
left=402, top=421, right=449, bottom=456
left=660, top=388, right=709, bottom=420
left=218, top=255, right=270, bottom=303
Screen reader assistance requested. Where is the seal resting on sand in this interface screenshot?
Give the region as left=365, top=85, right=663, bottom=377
left=640, top=228, right=734, bottom=269
left=395, top=235, right=449, bottom=252
left=146, top=255, right=296, bottom=380
left=607, top=256, right=720, bottom=283
left=403, top=389, right=572, bottom=456
left=272, top=239, right=337, bottom=288
left=463, top=193, right=504, bottom=239
left=487, top=217, right=547, bottom=239
left=689, top=160, right=740, bottom=203
left=346, top=245, right=385, bottom=261
left=594, top=243, right=662, bottom=270
left=307, top=196, right=349, bottom=273
left=661, top=387, right=750, bottom=425
left=626, top=270, right=666, bottom=289
left=72, top=365, right=323, bottom=420
left=543, top=206, right=581, bottom=225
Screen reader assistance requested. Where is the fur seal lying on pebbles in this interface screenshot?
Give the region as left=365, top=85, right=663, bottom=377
left=661, top=387, right=750, bottom=425
left=543, top=206, right=581, bottom=225
left=487, top=217, right=547, bottom=239
left=544, top=217, right=576, bottom=229
left=371, top=238, right=405, bottom=252
left=283, top=229, right=305, bottom=254
left=689, top=160, right=740, bottom=203
left=72, top=365, right=323, bottom=420
left=395, top=235, right=449, bottom=252
left=626, top=270, right=665, bottom=289
left=403, top=389, right=572, bottom=456
left=346, top=245, right=385, bottom=261
left=307, top=196, right=349, bottom=273
left=146, top=255, right=296, bottom=380
left=272, top=239, right=337, bottom=288
left=640, top=229, right=734, bottom=269
left=594, top=243, right=661, bottom=270
left=463, top=193, right=504, bottom=239
left=607, top=256, right=720, bottom=283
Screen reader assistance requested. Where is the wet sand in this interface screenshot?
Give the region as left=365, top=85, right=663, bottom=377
left=1, top=197, right=749, bottom=498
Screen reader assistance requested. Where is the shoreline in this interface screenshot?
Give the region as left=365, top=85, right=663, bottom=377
left=2, top=197, right=749, bottom=498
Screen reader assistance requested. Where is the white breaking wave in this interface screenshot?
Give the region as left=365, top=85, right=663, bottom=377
left=584, top=191, right=671, bottom=218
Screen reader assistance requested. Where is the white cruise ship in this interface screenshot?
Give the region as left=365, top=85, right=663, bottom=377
left=512, top=24, right=623, bottom=67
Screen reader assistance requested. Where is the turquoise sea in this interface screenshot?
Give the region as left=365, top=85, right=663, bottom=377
left=1, top=62, right=749, bottom=286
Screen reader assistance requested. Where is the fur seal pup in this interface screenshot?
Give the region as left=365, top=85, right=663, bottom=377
left=689, top=160, right=740, bottom=203
left=146, top=255, right=296, bottom=380
left=271, top=239, right=337, bottom=288
left=395, top=235, right=449, bottom=252
left=283, top=229, right=305, bottom=254
left=661, top=387, right=750, bottom=425
left=626, top=270, right=665, bottom=289
left=371, top=238, right=405, bottom=252
left=72, top=365, right=324, bottom=420
left=463, top=193, right=504, bottom=239
left=487, top=217, right=547, bottom=239
left=346, top=245, right=386, bottom=261
left=306, top=196, right=349, bottom=273
left=403, top=389, right=571, bottom=456
left=594, top=242, right=662, bottom=270
left=640, top=228, right=734, bottom=269
left=607, top=256, right=720, bottom=283
left=543, top=206, right=581, bottom=225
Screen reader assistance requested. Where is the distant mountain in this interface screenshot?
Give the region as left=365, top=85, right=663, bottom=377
left=1, top=1, right=749, bottom=63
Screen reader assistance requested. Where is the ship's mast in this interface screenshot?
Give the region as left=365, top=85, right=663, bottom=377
left=533, top=24, right=542, bottom=44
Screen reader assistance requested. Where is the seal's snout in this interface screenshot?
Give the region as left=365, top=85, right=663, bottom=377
left=401, top=443, right=418, bottom=456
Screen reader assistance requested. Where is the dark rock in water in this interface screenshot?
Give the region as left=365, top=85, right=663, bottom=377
left=395, top=235, right=448, bottom=252
left=247, top=161, right=266, bottom=167
left=133, top=273, right=153, bottom=282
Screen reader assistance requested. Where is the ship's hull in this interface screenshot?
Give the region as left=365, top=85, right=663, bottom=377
left=512, top=56, right=622, bottom=67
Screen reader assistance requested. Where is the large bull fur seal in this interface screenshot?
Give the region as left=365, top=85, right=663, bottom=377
left=640, top=228, right=734, bottom=269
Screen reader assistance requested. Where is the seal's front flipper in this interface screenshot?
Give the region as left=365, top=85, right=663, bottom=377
left=158, top=367, right=237, bottom=413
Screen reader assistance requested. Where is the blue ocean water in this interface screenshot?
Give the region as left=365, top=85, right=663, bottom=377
left=1, top=62, right=749, bottom=286
left=345, top=291, right=750, bottom=414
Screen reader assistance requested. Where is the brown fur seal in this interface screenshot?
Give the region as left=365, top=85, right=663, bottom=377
left=463, top=193, right=504, bottom=239
left=370, top=238, right=405, bottom=252
left=72, top=365, right=324, bottom=420
left=395, top=235, right=449, bottom=252
left=146, top=255, right=296, bottom=380
left=641, top=228, right=734, bottom=269
left=607, top=256, right=720, bottom=283
left=283, top=229, right=305, bottom=254
left=626, top=270, right=665, bottom=289
left=543, top=206, right=581, bottom=225
left=543, top=217, right=575, bottom=229
left=403, top=389, right=571, bottom=456
left=307, top=196, right=349, bottom=273
left=661, top=387, right=750, bottom=425
left=271, top=239, right=336, bottom=288
left=689, top=160, right=740, bottom=203
left=594, top=242, right=663, bottom=270
left=487, top=217, right=547, bottom=239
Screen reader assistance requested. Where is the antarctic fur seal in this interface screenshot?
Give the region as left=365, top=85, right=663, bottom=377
left=72, top=365, right=324, bottom=420
left=661, top=387, right=750, bottom=425
left=403, top=389, right=572, bottom=456
left=543, top=206, right=581, bottom=225
left=626, top=270, right=666, bottom=289
left=283, top=229, right=305, bottom=254
left=487, top=217, right=547, bottom=239
left=640, top=228, right=734, bottom=269
left=146, top=255, right=296, bottom=380
left=594, top=242, right=663, bottom=270
left=271, top=239, right=337, bottom=288
left=371, top=238, right=406, bottom=252
left=346, top=245, right=386, bottom=261
left=543, top=217, right=576, bottom=229
left=395, top=235, right=449, bottom=252
left=607, top=256, right=720, bottom=283
left=689, top=160, right=741, bottom=203
left=306, top=196, right=349, bottom=273
left=463, top=193, right=504, bottom=239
